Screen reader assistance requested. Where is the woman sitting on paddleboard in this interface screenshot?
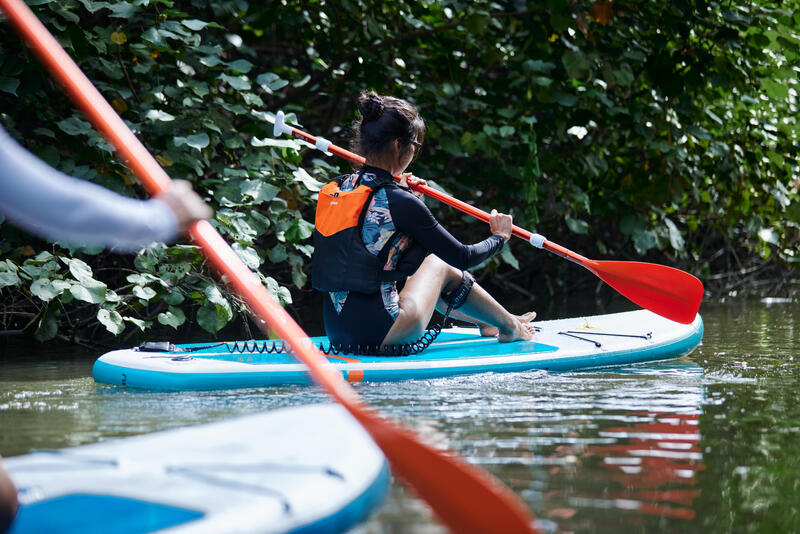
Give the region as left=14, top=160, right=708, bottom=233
left=313, top=91, right=535, bottom=350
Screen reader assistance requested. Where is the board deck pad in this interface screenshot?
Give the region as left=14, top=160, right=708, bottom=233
left=93, top=310, right=704, bottom=390
left=6, top=404, right=389, bottom=534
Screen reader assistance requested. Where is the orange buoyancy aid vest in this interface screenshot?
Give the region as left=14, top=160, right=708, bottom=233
left=311, top=169, right=408, bottom=293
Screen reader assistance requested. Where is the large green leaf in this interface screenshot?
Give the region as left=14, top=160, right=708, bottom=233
left=69, top=282, right=107, bottom=304
left=204, top=285, right=233, bottom=318
left=0, top=270, right=21, bottom=289
left=174, top=133, right=211, bottom=150
left=157, top=306, right=186, bottom=329
left=566, top=217, right=590, bottom=235
left=197, top=301, right=231, bottom=334
left=664, top=218, right=686, bottom=251
left=256, top=72, right=289, bottom=92
left=232, top=243, right=262, bottom=269
left=132, top=285, right=157, bottom=301
left=182, top=19, right=209, bottom=31
left=292, top=168, right=325, bottom=192
left=285, top=218, right=314, bottom=243
left=0, top=76, right=20, bottom=96
left=240, top=179, right=280, bottom=204
left=219, top=73, right=251, bottom=91
left=97, top=309, right=125, bottom=335
left=562, top=50, right=591, bottom=79
left=61, top=257, right=99, bottom=286
left=30, top=279, right=62, bottom=301
left=34, top=306, right=61, bottom=342
left=761, top=78, right=789, bottom=100
left=499, top=245, right=519, bottom=270
left=250, top=137, right=301, bottom=150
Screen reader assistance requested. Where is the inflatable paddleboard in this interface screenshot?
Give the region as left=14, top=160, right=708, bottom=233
left=5, top=404, right=388, bottom=534
left=94, top=309, right=703, bottom=391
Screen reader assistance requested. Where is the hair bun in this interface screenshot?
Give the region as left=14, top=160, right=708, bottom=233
left=357, top=91, right=384, bottom=122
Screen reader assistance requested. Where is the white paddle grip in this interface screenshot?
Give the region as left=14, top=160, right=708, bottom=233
left=273, top=110, right=293, bottom=137
left=315, top=137, right=332, bottom=154
left=529, top=233, right=546, bottom=248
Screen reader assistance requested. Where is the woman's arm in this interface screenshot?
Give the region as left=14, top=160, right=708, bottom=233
left=0, top=126, right=209, bottom=251
left=390, top=189, right=504, bottom=270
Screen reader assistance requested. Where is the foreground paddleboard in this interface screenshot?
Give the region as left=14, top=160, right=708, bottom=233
left=5, top=404, right=388, bottom=534
left=94, top=310, right=703, bottom=391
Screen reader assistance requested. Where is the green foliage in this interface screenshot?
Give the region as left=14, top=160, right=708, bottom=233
left=0, top=0, right=313, bottom=339
left=0, top=0, right=798, bottom=340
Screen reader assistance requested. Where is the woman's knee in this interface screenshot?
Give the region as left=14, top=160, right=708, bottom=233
left=417, top=255, right=460, bottom=289
left=417, top=253, right=445, bottom=273
left=386, top=300, right=427, bottom=343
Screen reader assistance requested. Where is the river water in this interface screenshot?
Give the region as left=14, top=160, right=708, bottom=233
left=1, top=299, right=798, bottom=533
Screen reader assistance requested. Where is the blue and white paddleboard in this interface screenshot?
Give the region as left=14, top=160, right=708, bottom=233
left=93, top=309, right=703, bottom=391
left=5, top=404, right=388, bottom=534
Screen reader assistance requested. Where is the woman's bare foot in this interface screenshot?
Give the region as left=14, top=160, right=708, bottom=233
left=498, top=316, right=536, bottom=342
left=482, top=311, right=536, bottom=340
left=479, top=322, right=498, bottom=337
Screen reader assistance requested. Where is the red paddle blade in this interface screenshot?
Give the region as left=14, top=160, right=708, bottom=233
left=590, top=261, right=704, bottom=324
left=350, top=408, right=537, bottom=533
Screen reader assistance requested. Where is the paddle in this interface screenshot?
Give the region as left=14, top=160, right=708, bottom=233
left=0, top=2, right=539, bottom=532
left=273, top=111, right=704, bottom=324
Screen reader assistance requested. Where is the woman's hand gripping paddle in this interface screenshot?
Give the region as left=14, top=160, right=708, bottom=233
left=0, top=2, right=539, bottom=532
left=274, top=111, right=703, bottom=324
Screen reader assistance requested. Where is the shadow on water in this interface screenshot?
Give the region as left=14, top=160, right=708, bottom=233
left=2, top=298, right=800, bottom=533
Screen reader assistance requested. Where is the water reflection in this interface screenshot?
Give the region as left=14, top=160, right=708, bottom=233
left=581, top=411, right=702, bottom=520
left=481, top=361, right=707, bottom=533
left=561, top=364, right=706, bottom=523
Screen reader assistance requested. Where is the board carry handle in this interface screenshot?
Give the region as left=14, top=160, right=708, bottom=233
left=273, top=111, right=704, bottom=325
left=0, top=2, right=539, bottom=532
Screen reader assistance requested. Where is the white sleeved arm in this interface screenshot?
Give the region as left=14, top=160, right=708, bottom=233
left=0, top=126, right=178, bottom=252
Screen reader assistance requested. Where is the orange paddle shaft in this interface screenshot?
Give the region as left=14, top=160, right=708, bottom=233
left=274, top=112, right=593, bottom=263
left=0, top=2, right=539, bottom=532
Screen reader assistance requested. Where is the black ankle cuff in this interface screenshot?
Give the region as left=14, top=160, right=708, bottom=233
left=441, top=271, right=475, bottom=311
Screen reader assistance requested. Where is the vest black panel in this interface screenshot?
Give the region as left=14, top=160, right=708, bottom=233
left=312, top=171, right=406, bottom=293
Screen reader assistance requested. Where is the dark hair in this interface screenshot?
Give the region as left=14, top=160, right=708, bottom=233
left=352, top=91, right=425, bottom=160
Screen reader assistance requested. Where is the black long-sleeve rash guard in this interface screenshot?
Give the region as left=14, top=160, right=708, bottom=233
left=387, top=186, right=505, bottom=270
